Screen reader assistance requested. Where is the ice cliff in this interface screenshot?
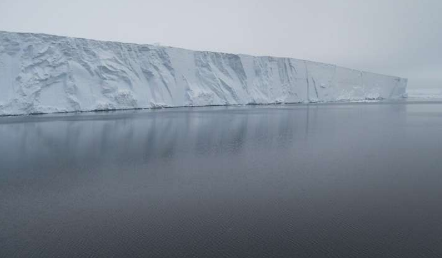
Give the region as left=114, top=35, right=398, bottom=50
left=0, top=31, right=407, bottom=115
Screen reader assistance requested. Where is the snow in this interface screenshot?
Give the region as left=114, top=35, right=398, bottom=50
left=0, top=31, right=407, bottom=116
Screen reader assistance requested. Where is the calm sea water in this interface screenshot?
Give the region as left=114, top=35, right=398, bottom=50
left=1, top=102, right=442, bottom=257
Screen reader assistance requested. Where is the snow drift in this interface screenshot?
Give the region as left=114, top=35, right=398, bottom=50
left=0, top=31, right=407, bottom=115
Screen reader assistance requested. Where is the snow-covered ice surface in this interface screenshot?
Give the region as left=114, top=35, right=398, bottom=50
left=0, top=31, right=407, bottom=116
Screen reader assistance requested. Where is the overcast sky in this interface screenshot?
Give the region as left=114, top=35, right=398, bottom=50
left=1, top=0, right=441, bottom=89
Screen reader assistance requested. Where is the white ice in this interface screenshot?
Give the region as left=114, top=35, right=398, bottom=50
left=0, top=31, right=407, bottom=115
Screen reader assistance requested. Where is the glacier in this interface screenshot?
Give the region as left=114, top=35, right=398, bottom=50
left=0, top=31, right=407, bottom=116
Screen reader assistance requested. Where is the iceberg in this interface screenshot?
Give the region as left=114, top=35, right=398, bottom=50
left=0, top=31, right=407, bottom=115
left=406, top=88, right=442, bottom=100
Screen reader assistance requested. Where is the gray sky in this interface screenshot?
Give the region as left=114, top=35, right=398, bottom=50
left=1, top=0, right=441, bottom=89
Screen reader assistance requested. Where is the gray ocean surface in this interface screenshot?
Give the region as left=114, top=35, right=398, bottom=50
left=1, top=102, right=442, bottom=257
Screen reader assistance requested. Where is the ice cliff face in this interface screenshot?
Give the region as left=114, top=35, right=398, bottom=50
left=0, top=31, right=407, bottom=115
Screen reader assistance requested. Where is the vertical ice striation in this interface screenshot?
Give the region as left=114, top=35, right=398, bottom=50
left=0, top=31, right=407, bottom=115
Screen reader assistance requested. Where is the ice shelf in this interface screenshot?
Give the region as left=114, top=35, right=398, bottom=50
left=0, top=31, right=407, bottom=115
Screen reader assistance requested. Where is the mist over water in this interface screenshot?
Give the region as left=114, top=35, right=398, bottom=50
left=1, top=102, right=442, bottom=257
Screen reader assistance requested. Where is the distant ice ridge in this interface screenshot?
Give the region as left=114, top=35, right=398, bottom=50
left=0, top=31, right=407, bottom=115
left=406, top=88, right=442, bottom=100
